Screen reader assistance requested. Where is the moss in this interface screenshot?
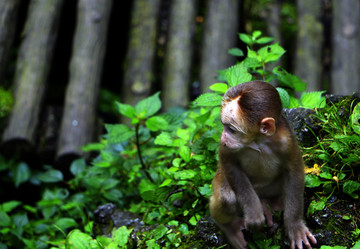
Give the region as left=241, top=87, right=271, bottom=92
left=311, top=197, right=360, bottom=247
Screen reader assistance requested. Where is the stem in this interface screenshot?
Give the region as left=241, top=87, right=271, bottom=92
left=262, top=62, right=266, bottom=81
left=135, top=123, right=154, bottom=183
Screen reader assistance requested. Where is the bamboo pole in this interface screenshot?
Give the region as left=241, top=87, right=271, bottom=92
left=56, top=0, right=112, bottom=165
left=2, top=0, right=63, bottom=153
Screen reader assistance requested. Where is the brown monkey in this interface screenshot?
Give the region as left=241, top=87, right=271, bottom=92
left=210, top=81, right=317, bottom=249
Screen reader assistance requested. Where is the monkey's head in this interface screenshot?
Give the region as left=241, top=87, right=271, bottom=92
left=220, top=81, right=282, bottom=150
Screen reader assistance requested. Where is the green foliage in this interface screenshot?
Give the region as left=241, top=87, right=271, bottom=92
left=320, top=241, right=360, bottom=249
left=0, top=30, right=355, bottom=249
left=304, top=100, right=360, bottom=213
left=0, top=86, right=13, bottom=118
left=0, top=90, right=219, bottom=248
left=238, top=30, right=274, bottom=47
left=195, top=30, right=325, bottom=109
left=248, top=232, right=280, bottom=249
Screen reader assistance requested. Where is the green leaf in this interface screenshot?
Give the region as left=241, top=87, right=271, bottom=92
left=146, top=239, right=160, bottom=249
left=351, top=241, right=360, bottom=249
left=193, top=93, right=223, bottom=107
left=199, top=184, right=213, bottom=198
left=276, top=87, right=290, bottom=108
left=189, top=214, right=201, bottom=226
left=139, top=179, right=156, bottom=201
left=114, top=226, right=133, bottom=247
left=307, top=198, right=326, bottom=215
left=55, top=218, right=77, bottom=230
left=115, top=102, right=136, bottom=118
left=209, top=83, right=228, bottom=94
left=329, top=141, right=342, bottom=152
left=247, top=47, right=260, bottom=61
left=168, top=220, right=179, bottom=226
left=159, top=179, right=172, bottom=187
left=179, top=223, right=189, bottom=235
left=105, top=124, right=135, bottom=144
left=179, top=145, right=191, bottom=162
left=104, top=189, right=123, bottom=201
left=319, top=172, right=333, bottom=180
left=152, top=224, right=169, bottom=240
left=102, top=178, right=120, bottom=190
left=145, top=116, right=169, bottom=131
left=22, top=238, right=36, bottom=248
left=154, top=132, right=175, bottom=146
left=0, top=211, right=11, bottom=226
left=351, top=102, right=360, bottom=135
left=67, top=229, right=94, bottom=249
left=174, top=169, right=197, bottom=180
left=288, top=96, right=300, bottom=108
left=273, top=66, right=307, bottom=92
left=252, top=30, right=262, bottom=38
left=172, top=158, right=182, bottom=167
left=256, top=37, right=274, bottom=44
left=301, top=91, right=326, bottom=109
left=242, top=57, right=261, bottom=69
left=70, top=158, right=87, bottom=176
left=177, top=128, right=190, bottom=141
left=225, top=64, right=252, bottom=87
left=13, top=162, right=31, bottom=187
left=37, top=169, right=63, bottom=183
left=135, top=92, right=161, bottom=118
left=305, top=174, right=322, bottom=188
left=343, top=181, right=360, bottom=198
left=239, top=33, right=253, bottom=45
left=82, top=142, right=104, bottom=152
left=228, top=48, right=244, bottom=57
left=320, top=246, right=346, bottom=249
left=258, top=43, right=286, bottom=63
left=1, top=201, right=22, bottom=213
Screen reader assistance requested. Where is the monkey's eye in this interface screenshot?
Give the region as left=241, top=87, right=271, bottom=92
left=226, top=125, right=237, bottom=134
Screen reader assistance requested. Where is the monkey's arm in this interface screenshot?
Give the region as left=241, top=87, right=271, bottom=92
left=220, top=156, right=265, bottom=230
left=283, top=149, right=317, bottom=249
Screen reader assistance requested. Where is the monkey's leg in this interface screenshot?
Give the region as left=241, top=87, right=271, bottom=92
left=210, top=172, right=247, bottom=249
left=261, top=198, right=283, bottom=227
left=261, top=200, right=274, bottom=227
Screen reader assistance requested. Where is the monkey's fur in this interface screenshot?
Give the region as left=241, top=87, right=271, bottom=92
left=210, top=81, right=316, bottom=249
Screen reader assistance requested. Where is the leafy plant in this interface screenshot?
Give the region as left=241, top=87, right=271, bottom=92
left=304, top=99, right=360, bottom=201
left=0, top=86, right=13, bottom=118
left=1, top=30, right=356, bottom=249
left=195, top=30, right=325, bottom=110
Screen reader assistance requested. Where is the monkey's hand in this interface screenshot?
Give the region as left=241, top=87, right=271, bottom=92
left=244, top=208, right=265, bottom=231
left=286, top=221, right=317, bottom=249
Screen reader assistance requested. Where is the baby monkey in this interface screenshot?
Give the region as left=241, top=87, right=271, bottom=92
left=210, top=81, right=317, bottom=249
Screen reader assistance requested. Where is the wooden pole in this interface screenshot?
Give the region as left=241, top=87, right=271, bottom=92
left=56, top=0, right=112, bottom=165
left=295, top=0, right=323, bottom=91
left=0, top=0, right=21, bottom=84
left=162, top=0, right=197, bottom=110
left=2, top=0, right=63, bottom=154
left=199, top=0, right=239, bottom=92
left=122, top=0, right=160, bottom=107
left=331, top=0, right=360, bottom=94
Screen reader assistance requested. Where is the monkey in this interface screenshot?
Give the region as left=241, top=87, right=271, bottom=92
left=209, top=80, right=317, bottom=249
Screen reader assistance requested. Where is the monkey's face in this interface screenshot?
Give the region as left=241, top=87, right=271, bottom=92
left=220, top=99, right=255, bottom=150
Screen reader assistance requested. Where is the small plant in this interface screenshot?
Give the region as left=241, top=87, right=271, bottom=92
left=0, top=86, right=13, bottom=118
left=304, top=100, right=360, bottom=201
left=195, top=30, right=326, bottom=110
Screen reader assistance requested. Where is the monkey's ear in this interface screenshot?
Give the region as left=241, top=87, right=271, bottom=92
left=260, top=117, right=276, bottom=136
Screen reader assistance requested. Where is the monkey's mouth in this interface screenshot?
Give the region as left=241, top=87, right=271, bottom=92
left=246, top=142, right=261, bottom=152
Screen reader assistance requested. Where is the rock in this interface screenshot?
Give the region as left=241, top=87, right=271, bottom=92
left=283, top=108, right=320, bottom=146
left=194, top=217, right=226, bottom=247
left=92, top=203, right=143, bottom=237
